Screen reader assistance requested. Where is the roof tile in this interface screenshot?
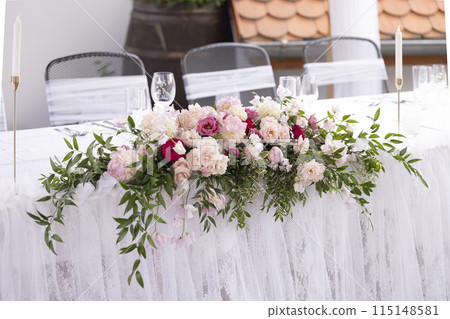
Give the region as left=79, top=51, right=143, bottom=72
left=401, top=11, right=433, bottom=35
left=424, top=29, right=446, bottom=38
left=267, top=1, right=296, bottom=20
left=236, top=16, right=259, bottom=39
left=315, top=13, right=329, bottom=36
left=380, top=0, right=410, bottom=17
left=296, top=0, right=327, bottom=19
left=409, top=0, right=439, bottom=16
left=256, top=16, right=288, bottom=39
left=436, top=1, right=445, bottom=11
left=287, top=15, right=318, bottom=38
left=236, top=0, right=267, bottom=20
left=378, top=12, right=402, bottom=36
left=429, top=10, right=446, bottom=33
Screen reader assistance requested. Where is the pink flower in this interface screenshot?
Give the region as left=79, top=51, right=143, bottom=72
left=160, top=138, right=186, bottom=163
left=173, top=158, right=192, bottom=186
left=221, top=115, right=246, bottom=142
left=244, top=118, right=256, bottom=134
left=278, top=125, right=290, bottom=141
left=107, top=147, right=140, bottom=182
left=113, top=115, right=127, bottom=128
left=171, top=233, right=196, bottom=250
left=152, top=232, right=169, bottom=248
left=294, top=137, right=310, bottom=154
left=260, top=117, right=280, bottom=142
left=226, top=148, right=240, bottom=157
left=323, top=120, right=335, bottom=131
left=197, top=116, right=219, bottom=136
left=268, top=146, right=284, bottom=164
left=248, top=128, right=262, bottom=139
left=245, top=108, right=259, bottom=120
left=295, top=159, right=326, bottom=192
left=216, top=96, right=242, bottom=112
left=309, top=115, right=319, bottom=130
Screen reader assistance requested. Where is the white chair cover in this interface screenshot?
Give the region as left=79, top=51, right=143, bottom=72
left=0, top=92, right=6, bottom=132
left=329, top=0, right=383, bottom=97
left=46, top=75, right=149, bottom=126
left=304, top=59, right=388, bottom=88
left=182, top=65, right=276, bottom=101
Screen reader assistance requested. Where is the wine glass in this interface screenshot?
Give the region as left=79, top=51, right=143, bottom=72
left=431, top=64, right=447, bottom=86
left=412, top=65, right=431, bottom=109
left=151, top=72, right=176, bottom=108
left=300, top=74, right=318, bottom=105
left=126, top=87, right=149, bottom=124
left=278, top=76, right=298, bottom=98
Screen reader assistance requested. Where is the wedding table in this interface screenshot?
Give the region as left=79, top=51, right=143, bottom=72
left=1, top=92, right=449, bottom=301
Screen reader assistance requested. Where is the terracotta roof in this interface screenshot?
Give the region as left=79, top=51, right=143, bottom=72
left=231, top=0, right=446, bottom=42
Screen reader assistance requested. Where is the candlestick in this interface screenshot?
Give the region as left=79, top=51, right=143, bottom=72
left=395, top=26, right=402, bottom=80
left=12, top=15, right=21, bottom=77
left=12, top=76, right=19, bottom=194
left=396, top=78, right=403, bottom=134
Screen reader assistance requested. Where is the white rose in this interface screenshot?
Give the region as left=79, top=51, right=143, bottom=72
left=173, top=141, right=186, bottom=155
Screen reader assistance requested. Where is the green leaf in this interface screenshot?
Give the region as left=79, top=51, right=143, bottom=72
left=135, top=271, right=144, bottom=288
left=37, top=196, right=51, bottom=202
left=62, top=151, right=74, bottom=162
left=127, top=116, right=135, bottom=129
left=156, top=192, right=166, bottom=209
left=52, top=234, right=63, bottom=243
left=64, top=138, right=73, bottom=150
left=73, top=135, right=79, bottom=150
left=93, top=133, right=105, bottom=145
left=132, top=259, right=140, bottom=274
left=119, top=191, right=131, bottom=206
left=116, top=227, right=128, bottom=244
left=374, top=108, right=381, bottom=121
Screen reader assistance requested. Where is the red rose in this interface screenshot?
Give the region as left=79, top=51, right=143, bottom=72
left=292, top=125, right=305, bottom=139
left=244, top=118, right=256, bottom=133
left=160, top=138, right=185, bottom=163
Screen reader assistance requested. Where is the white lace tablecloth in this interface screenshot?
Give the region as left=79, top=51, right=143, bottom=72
left=1, top=93, right=449, bottom=301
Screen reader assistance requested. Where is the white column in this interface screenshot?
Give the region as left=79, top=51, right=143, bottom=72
left=328, top=0, right=383, bottom=97
left=446, top=0, right=449, bottom=86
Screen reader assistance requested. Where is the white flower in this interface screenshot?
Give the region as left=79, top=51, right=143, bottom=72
left=249, top=133, right=261, bottom=144
left=353, top=138, right=369, bottom=152
left=331, top=105, right=340, bottom=114
left=277, top=85, right=292, bottom=100
left=173, top=140, right=186, bottom=155
left=227, top=104, right=248, bottom=121
left=323, top=120, right=335, bottom=131
left=321, top=134, right=345, bottom=154
left=294, top=181, right=305, bottom=193
left=294, top=137, right=309, bottom=154
left=255, top=97, right=281, bottom=119
left=184, top=204, right=196, bottom=219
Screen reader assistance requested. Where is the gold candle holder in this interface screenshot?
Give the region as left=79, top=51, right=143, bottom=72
left=12, top=76, right=20, bottom=194
left=395, top=78, right=403, bottom=134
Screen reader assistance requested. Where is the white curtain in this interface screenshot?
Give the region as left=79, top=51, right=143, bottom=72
left=446, top=0, right=450, bottom=85
left=0, top=1, right=5, bottom=131
left=329, top=0, right=383, bottom=97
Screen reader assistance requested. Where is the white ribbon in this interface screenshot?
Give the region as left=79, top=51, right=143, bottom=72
left=304, top=59, right=388, bottom=86
left=183, top=65, right=276, bottom=101
left=46, top=75, right=149, bottom=126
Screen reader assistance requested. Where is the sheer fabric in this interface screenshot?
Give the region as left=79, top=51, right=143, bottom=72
left=328, top=0, right=383, bottom=97
left=46, top=75, right=148, bottom=126
left=0, top=93, right=6, bottom=132
left=304, top=59, right=387, bottom=87
left=182, top=66, right=276, bottom=102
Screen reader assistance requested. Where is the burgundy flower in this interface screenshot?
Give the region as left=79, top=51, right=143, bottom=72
left=292, top=124, right=305, bottom=139
left=245, top=108, right=259, bottom=120
left=197, top=116, right=219, bottom=136
left=160, top=138, right=185, bottom=163
left=226, top=148, right=240, bottom=157
left=244, top=118, right=256, bottom=133
left=248, top=128, right=263, bottom=139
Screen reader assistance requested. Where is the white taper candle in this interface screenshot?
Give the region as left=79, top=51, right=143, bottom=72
left=12, top=15, right=22, bottom=77
left=395, top=25, right=402, bottom=80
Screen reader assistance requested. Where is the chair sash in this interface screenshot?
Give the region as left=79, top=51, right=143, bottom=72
left=183, top=65, right=276, bottom=101
left=303, top=59, right=388, bottom=86
left=46, top=75, right=148, bottom=126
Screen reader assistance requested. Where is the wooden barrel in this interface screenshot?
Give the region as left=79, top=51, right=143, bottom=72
left=125, top=1, right=233, bottom=108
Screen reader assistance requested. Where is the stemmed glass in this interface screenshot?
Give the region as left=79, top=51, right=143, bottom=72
left=151, top=72, right=176, bottom=108
left=126, top=87, right=150, bottom=124
left=300, top=74, right=318, bottom=105
left=278, top=76, right=298, bottom=98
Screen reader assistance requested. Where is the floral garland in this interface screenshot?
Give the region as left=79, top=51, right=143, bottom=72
left=28, top=92, right=427, bottom=288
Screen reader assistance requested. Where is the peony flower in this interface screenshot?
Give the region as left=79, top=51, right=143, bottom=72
left=107, top=147, right=140, bottom=182
left=173, top=158, right=192, bottom=186
left=278, top=125, right=290, bottom=141
left=227, top=104, right=248, bottom=121
left=268, top=146, right=284, bottom=164
left=216, top=96, right=242, bottom=112
left=197, top=116, right=219, bottom=136
left=161, top=138, right=186, bottom=163
left=178, top=109, right=197, bottom=130
left=295, top=159, right=326, bottom=191
left=152, top=232, right=169, bottom=248
left=260, top=116, right=280, bottom=142
left=186, top=148, right=202, bottom=171
left=245, top=108, right=259, bottom=120
left=180, top=129, right=201, bottom=148
left=292, top=124, right=305, bottom=140
left=255, top=97, right=282, bottom=119
left=221, top=115, right=246, bottom=142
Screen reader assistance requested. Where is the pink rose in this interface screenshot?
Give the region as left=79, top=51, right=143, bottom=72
left=161, top=138, right=186, bottom=163
left=278, top=125, right=290, bottom=141
left=216, top=96, right=242, bottom=112
left=197, top=116, right=219, bottom=136
left=186, top=149, right=202, bottom=171
left=245, top=108, right=259, bottom=120
left=309, top=115, right=319, bottom=130
left=260, top=117, right=280, bottom=142
left=268, top=146, right=284, bottom=164
left=173, top=158, right=192, bottom=186
left=178, top=110, right=197, bottom=130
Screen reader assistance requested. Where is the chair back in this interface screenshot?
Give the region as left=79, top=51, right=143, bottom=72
left=181, top=43, right=276, bottom=106
left=303, top=36, right=389, bottom=97
left=45, top=52, right=149, bottom=126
